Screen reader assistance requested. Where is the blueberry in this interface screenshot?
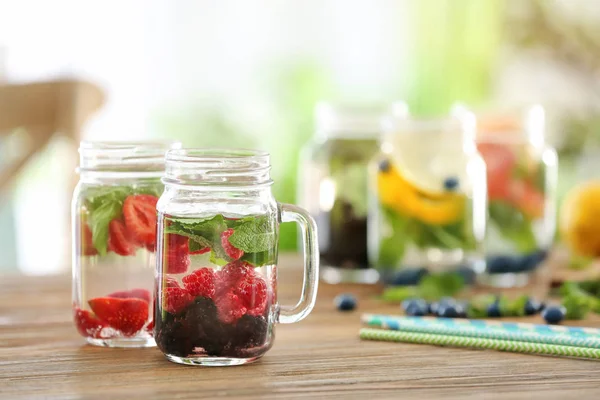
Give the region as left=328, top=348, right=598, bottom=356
left=379, top=159, right=391, bottom=173
left=390, top=267, right=428, bottom=286
left=335, top=294, right=357, bottom=311
left=401, top=298, right=428, bottom=312
left=443, top=176, right=460, bottom=191
left=524, top=298, right=541, bottom=315
left=454, top=266, right=476, bottom=285
left=405, top=302, right=427, bottom=316
left=487, top=255, right=520, bottom=274
left=437, top=304, right=459, bottom=318
left=542, top=305, right=566, bottom=325
left=430, top=297, right=456, bottom=315
left=486, top=302, right=502, bottom=318
left=455, top=302, right=468, bottom=318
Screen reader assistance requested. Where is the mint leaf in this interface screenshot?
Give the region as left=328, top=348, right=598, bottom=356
left=378, top=207, right=408, bottom=269
left=88, top=200, right=122, bottom=256
left=241, top=248, right=277, bottom=267
left=488, top=201, right=537, bottom=253
left=165, top=215, right=230, bottom=264
left=228, top=215, right=276, bottom=253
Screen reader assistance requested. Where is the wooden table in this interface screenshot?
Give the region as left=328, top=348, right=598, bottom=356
left=2, top=254, right=600, bottom=399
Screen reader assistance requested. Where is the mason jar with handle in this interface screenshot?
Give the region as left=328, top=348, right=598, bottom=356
left=154, top=148, right=319, bottom=366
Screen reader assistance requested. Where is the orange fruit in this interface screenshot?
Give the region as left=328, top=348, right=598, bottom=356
left=560, top=181, right=600, bottom=257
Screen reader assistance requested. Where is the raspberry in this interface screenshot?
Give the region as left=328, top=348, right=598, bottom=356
left=164, top=287, right=193, bottom=314
left=182, top=268, right=216, bottom=299
left=166, top=234, right=191, bottom=274
left=220, top=228, right=244, bottom=260
left=190, top=247, right=211, bottom=255
left=215, top=291, right=247, bottom=324
left=165, top=277, right=181, bottom=288
left=235, top=274, right=267, bottom=316
left=215, top=260, right=254, bottom=295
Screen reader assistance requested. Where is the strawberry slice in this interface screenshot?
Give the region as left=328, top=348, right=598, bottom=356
left=189, top=247, right=210, bottom=255
left=107, top=219, right=137, bottom=256
left=74, top=307, right=107, bottom=338
left=123, top=195, right=159, bottom=249
left=508, top=180, right=544, bottom=219
left=477, top=143, right=515, bottom=201
left=88, top=297, right=149, bottom=336
left=107, top=288, right=152, bottom=304
left=81, top=223, right=98, bottom=256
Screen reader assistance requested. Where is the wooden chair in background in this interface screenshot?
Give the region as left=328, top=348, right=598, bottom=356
left=0, top=79, right=105, bottom=197
left=0, top=79, right=104, bottom=271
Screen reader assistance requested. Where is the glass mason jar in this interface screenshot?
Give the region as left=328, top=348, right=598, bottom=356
left=368, top=104, right=487, bottom=285
left=475, top=105, right=558, bottom=288
left=72, top=140, right=181, bottom=347
left=299, top=102, right=381, bottom=284
left=154, top=149, right=318, bottom=366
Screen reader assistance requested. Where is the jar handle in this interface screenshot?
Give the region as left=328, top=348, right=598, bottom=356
left=277, top=203, right=319, bottom=324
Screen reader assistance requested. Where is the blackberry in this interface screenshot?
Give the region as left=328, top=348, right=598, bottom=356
left=155, top=316, right=196, bottom=357
left=230, top=315, right=268, bottom=350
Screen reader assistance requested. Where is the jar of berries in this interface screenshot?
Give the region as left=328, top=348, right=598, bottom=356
left=72, top=140, right=181, bottom=347
left=154, top=148, right=319, bottom=366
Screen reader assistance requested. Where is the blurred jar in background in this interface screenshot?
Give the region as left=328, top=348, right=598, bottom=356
left=369, top=104, right=486, bottom=286
left=298, top=102, right=381, bottom=284
left=474, top=105, right=558, bottom=288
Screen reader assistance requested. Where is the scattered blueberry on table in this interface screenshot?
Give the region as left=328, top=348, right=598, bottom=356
left=389, top=267, right=428, bottom=286
left=437, top=303, right=460, bottom=318
left=524, top=298, right=542, bottom=316
left=486, top=301, right=502, bottom=318
left=334, top=294, right=357, bottom=311
left=542, top=305, right=566, bottom=325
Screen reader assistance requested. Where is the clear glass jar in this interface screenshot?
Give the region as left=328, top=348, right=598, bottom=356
left=475, top=105, right=558, bottom=288
left=155, top=148, right=318, bottom=366
left=72, top=140, right=181, bottom=347
left=299, top=103, right=381, bottom=284
left=368, top=104, right=487, bottom=285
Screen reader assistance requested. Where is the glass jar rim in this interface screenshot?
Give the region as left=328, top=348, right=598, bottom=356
left=163, top=147, right=273, bottom=188
left=78, top=140, right=181, bottom=174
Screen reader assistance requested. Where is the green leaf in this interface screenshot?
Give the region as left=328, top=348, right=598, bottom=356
left=381, top=286, right=419, bottom=302
left=228, top=215, right=276, bottom=253
left=241, top=248, right=277, bottom=267
left=500, top=295, right=528, bottom=317
left=418, top=273, right=465, bottom=301
left=88, top=200, right=122, bottom=256
left=377, top=207, right=408, bottom=269
left=488, top=201, right=537, bottom=253
left=467, top=295, right=497, bottom=319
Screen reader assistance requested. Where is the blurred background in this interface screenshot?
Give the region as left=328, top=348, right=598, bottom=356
left=1, top=0, right=599, bottom=274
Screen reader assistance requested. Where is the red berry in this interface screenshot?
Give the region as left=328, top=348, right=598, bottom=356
left=215, top=291, right=247, bottom=324
left=107, top=219, right=137, bottom=256
left=88, top=297, right=149, bottom=336
left=165, top=277, right=181, bottom=288
left=235, top=274, right=268, bottom=316
left=215, top=260, right=254, bottom=295
left=189, top=247, right=211, bottom=255
left=146, top=319, right=154, bottom=334
left=165, top=234, right=191, bottom=274
left=123, top=195, right=159, bottom=249
left=163, top=287, right=193, bottom=314
left=182, top=268, right=216, bottom=299
left=81, top=224, right=98, bottom=256
left=74, top=307, right=107, bottom=338
left=107, top=288, right=152, bottom=304
left=221, top=228, right=244, bottom=260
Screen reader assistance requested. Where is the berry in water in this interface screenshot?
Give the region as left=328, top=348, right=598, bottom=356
left=221, top=228, right=244, bottom=260
left=182, top=268, right=216, bottom=299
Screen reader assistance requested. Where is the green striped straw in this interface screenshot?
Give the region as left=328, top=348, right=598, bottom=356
left=360, top=328, right=600, bottom=360
left=362, top=314, right=600, bottom=349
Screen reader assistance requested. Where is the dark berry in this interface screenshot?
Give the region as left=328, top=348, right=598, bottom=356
left=401, top=298, right=427, bottom=312
left=486, top=302, right=502, bottom=318
left=542, top=305, right=565, bottom=325
left=487, top=255, right=520, bottom=274
left=405, top=301, right=427, bottom=316
left=429, top=297, right=455, bottom=315
left=230, top=315, right=268, bottom=349
left=155, top=316, right=196, bottom=357
left=443, top=176, right=459, bottom=191
left=378, top=159, right=391, bottom=173
left=437, top=304, right=459, bottom=318
left=456, top=302, right=468, bottom=318
left=454, top=266, right=475, bottom=285
left=335, top=294, right=357, bottom=311
left=524, top=298, right=541, bottom=315
left=390, top=267, right=428, bottom=286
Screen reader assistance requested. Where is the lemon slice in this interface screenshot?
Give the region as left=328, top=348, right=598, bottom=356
left=387, top=131, right=472, bottom=195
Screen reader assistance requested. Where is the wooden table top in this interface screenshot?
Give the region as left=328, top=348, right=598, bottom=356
left=2, top=254, right=600, bottom=400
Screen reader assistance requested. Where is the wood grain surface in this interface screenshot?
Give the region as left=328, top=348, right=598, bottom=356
left=2, top=254, right=600, bottom=400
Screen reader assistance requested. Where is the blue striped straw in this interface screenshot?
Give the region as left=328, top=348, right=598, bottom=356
left=362, top=314, right=600, bottom=349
